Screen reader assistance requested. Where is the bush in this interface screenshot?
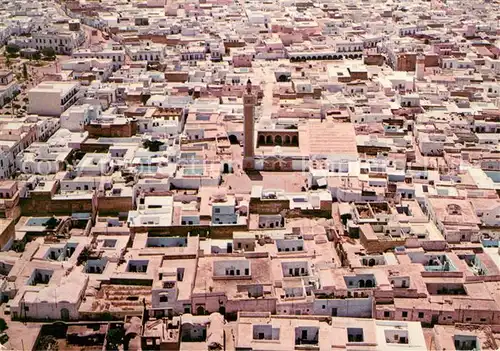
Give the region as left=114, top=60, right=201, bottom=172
left=0, top=333, right=8, bottom=345
left=5, top=45, right=19, bottom=55
left=77, top=246, right=92, bottom=266
left=41, top=47, right=56, bottom=58
left=44, top=216, right=60, bottom=230
left=11, top=241, right=25, bottom=253
left=22, top=63, right=28, bottom=80
left=37, top=335, right=58, bottom=351
left=106, top=328, right=124, bottom=350
left=143, top=140, right=164, bottom=152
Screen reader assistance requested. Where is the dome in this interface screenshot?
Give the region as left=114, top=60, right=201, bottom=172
left=211, top=188, right=228, bottom=202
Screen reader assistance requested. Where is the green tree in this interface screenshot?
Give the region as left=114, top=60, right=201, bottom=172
left=22, top=63, right=28, bottom=80
left=41, top=47, right=56, bottom=59
left=106, top=328, right=124, bottom=350
left=5, top=45, right=19, bottom=56
left=0, top=333, right=9, bottom=345
left=143, top=139, right=164, bottom=152
left=140, top=94, right=150, bottom=105
left=77, top=246, right=92, bottom=266
left=11, top=241, right=25, bottom=253
left=37, top=335, right=58, bottom=351
left=0, top=318, right=8, bottom=332
left=44, top=216, right=59, bottom=230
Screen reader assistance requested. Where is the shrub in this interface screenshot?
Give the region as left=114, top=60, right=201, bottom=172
left=0, top=318, right=8, bottom=332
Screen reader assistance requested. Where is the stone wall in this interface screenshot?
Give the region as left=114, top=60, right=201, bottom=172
left=97, top=196, right=133, bottom=215
left=249, top=199, right=289, bottom=214
left=20, top=195, right=95, bottom=217
left=84, top=120, right=138, bottom=138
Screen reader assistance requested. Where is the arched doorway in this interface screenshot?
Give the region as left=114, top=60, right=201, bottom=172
left=275, top=135, right=282, bottom=145
left=259, top=135, right=265, bottom=145
left=266, top=135, right=273, bottom=144
left=365, top=280, right=373, bottom=288
left=228, top=135, right=238, bottom=144
left=368, top=258, right=375, bottom=266
left=358, top=280, right=365, bottom=288
left=223, top=163, right=229, bottom=174
left=285, top=135, right=291, bottom=144
left=196, top=305, right=205, bottom=315
left=60, top=308, right=70, bottom=321
left=291, top=135, right=298, bottom=145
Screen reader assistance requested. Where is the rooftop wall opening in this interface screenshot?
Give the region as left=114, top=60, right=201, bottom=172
left=127, top=259, right=149, bottom=273
left=28, top=268, right=54, bottom=285
left=384, top=329, right=409, bottom=345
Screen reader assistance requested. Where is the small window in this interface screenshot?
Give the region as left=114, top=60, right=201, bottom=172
left=384, top=311, right=390, bottom=318
left=418, top=312, right=424, bottom=319
left=402, top=311, right=408, bottom=318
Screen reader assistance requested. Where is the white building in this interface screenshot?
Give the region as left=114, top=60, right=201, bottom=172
left=211, top=195, right=238, bottom=225
left=29, top=27, right=84, bottom=55
left=128, top=43, right=165, bottom=62
left=16, top=143, right=72, bottom=175
left=28, top=81, right=81, bottom=117
left=72, top=46, right=126, bottom=69
left=61, top=58, right=114, bottom=82
left=75, top=152, right=112, bottom=176
left=60, top=104, right=101, bottom=132
left=10, top=269, right=88, bottom=321
left=0, top=71, right=20, bottom=107
left=127, top=196, right=174, bottom=228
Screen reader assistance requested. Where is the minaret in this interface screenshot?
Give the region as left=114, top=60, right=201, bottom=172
left=415, top=54, right=425, bottom=81
left=243, top=79, right=256, bottom=171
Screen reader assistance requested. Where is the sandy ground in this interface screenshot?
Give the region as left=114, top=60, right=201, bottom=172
left=223, top=170, right=308, bottom=194
left=0, top=305, right=41, bottom=351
